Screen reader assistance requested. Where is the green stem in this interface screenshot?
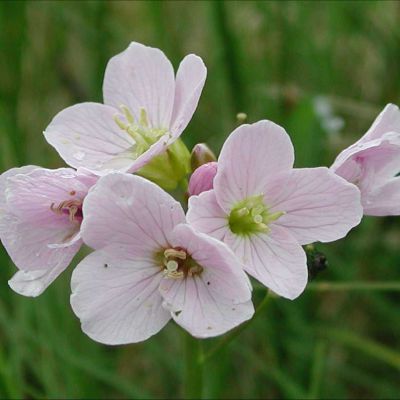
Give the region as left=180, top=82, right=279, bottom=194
left=252, top=281, right=400, bottom=292
left=201, top=290, right=271, bottom=363
left=183, top=332, right=203, bottom=399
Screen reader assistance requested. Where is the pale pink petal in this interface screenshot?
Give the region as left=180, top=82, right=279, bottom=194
left=0, top=213, right=81, bottom=271
left=187, top=190, right=230, bottom=241
left=332, top=133, right=400, bottom=183
left=44, top=103, right=137, bottom=174
left=159, top=224, right=253, bottom=338
left=226, top=225, right=307, bottom=300
left=264, top=167, right=362, bottom=245
left=0, top=166, right=38, bottom=212
left=81, top=173, right=185, bottom=252
left=103, top=42, right=175, bottom=129
left=362, top=178, right=400, bottom=216
left=362, top=103, right=400, bottom=142
left=8, top=261, right=68, bottom=297
left=170, top=54, right=207, bottom=137
left=71, top=247, right=170, bottom=345
left=5, top=168, right=90, bottom=228
left=214, top=120, right=294, bottom=211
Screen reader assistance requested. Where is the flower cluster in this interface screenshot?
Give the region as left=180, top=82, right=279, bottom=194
left=1, top=42, right=399, bottom=344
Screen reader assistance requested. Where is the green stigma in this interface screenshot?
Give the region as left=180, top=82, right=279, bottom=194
left=113, top=105, right=168, bottom=159
left=228, top=194, right=285, bottom=236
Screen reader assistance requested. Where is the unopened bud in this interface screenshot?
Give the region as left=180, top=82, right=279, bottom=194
left=190, top=143, right=217, bottom=171
left=188, top=162, right=218, bottom=196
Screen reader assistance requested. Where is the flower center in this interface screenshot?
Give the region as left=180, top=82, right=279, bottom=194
left=113, top=105, right=169, bottom=159
left=50, top=198, right=83, bottom=223
left=228, top=194, right=285, bottom=236
left=162, top=248, right=203, bottom=280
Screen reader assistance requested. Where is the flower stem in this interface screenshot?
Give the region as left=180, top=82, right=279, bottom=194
left=183, top=332, right=203, bottom=399
left=201, top=290, right=271, bottom=363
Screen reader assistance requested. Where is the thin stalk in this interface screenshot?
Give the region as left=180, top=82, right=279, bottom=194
left=201, top=290, right=271, bottom=363
left=183, top=332, right=204, bottom=399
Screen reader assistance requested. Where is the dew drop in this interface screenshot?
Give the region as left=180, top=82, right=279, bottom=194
left=73, top=151, right=86, bottom=161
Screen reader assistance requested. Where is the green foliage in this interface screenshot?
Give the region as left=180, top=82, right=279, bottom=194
left=0, top=0, right=400, bottom=398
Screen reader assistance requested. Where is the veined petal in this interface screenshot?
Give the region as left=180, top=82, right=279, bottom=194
left=187, top=190, right=229, bottom=241
left=363, top=178, right=400, bottom=216
left=81, top=173, right=185, bottom=252
left=159, top=224, right=253, bottom=338
left=9, top=261, right=68, bottom=297
left=226, top=225, right=307, bottom=300
left=71, top=247, right=170, bottom=345
left=0, top=165, right=38, bottom=213
left=214, top=120, right=294, bottom=212
left=265, top=167, right=362, bottom=245
left=44, top=103, right=136, bottom=174
left=170, top=54, right=207, bottom=137
left=5, top=168, right=90, bottom=228
left=0, top=213, right=81, bottom=271
left=103, top=42, right=175, bottom=129
left=362, top=103, right=400, bottom=142
left=332, top=132, right=400, bottom=183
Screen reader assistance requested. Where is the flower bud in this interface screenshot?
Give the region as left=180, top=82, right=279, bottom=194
left=190, top=143, right=217, bottom=171
left=188, top=162, right=218, bottom=196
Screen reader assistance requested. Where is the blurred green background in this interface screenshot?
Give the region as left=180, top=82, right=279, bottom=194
left=1, top=1, right=400, bottom=398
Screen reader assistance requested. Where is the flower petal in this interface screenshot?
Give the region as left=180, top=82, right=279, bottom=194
left=8, top=262, right=68, bottom=297
left=362, top=178, right=400, bottom=216
left=332, top=132, right=400, bottom=183
left=71, top=247, right=170, bottom=345
left=0, top=166, right=38, bottom=212
left=265, top=167, right=362, bottom=245
left=44, top=102, right=138, bottom=174
left=226, top=225, right=307, bottom=300
left=159, top=224, right=253, bottom=338
left=103, top=42, right=175, bottom=129
left=187, top=190, right=229, bottom=241
left=0, top=212, right=81, bottom=271
left=81, top=173, right=185, bottom=252
left=214, top=120, right=294, bottom=211
left=362, top=103, right=400, bottom=142
left=5, top=168, right=90, bottom=228
left=170, top=54, right=207, bottom=137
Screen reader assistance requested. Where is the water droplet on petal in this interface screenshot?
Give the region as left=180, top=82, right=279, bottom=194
left=73, top=151, right=86, bottom=161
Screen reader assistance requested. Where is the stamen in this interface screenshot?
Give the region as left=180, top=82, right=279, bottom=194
left=50, top=199, right=83, bottom=223
left=120, top=104, right=134, bottom=124
left=113, top=115, right=128, bottom=130
left=164, top=249, right=187, bottom=260
left=139, top=107, right=149, bottom=127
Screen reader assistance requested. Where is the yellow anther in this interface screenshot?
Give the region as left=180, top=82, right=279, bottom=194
left=164, top=248, right=187, bottom=260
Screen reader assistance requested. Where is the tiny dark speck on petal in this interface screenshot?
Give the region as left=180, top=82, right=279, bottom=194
left=104, top=264, right=108, bottom=268
left=207, top=281, right=210, bottom=285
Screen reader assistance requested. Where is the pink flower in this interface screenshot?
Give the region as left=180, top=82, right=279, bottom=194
left=71, top=173, right=253, bottom=344
left=44, top=42, right=207, bottom=176
left=331, top=104, right=400, bottom=216
left=188, top=161, right=218, bottom=196
left=0, top=167, right=96, bottom=297
left=187, top=121, right=363, bottom=300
